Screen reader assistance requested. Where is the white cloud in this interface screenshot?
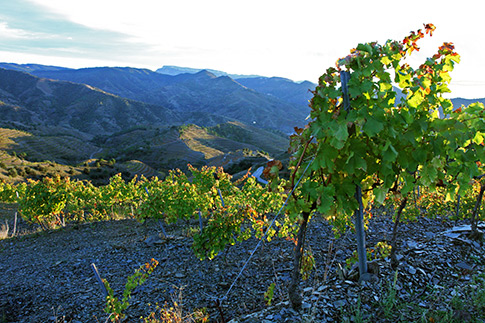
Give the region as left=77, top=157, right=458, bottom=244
left=0, top=21, right=34, bottom=39
left=13, top=0, right=485, bottom=98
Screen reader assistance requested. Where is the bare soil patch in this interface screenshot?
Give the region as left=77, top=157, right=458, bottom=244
left=0, top=203, right=483, bottom=322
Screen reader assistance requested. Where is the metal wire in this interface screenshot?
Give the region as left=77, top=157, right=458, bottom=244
left=220, top=157, right=315, bottom=302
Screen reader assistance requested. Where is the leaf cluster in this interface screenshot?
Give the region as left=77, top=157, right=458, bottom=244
left=8, top=164, right=287, bottom=260
left=287, top=24, right=484, bottom=234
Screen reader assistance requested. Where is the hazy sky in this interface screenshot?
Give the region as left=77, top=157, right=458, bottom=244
left=1, top=0, right=484, bottom=98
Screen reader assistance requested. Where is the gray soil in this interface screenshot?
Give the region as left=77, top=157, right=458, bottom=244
left=0, top=203, right=483, bottom=322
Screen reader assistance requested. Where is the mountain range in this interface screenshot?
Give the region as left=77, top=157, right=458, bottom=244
left=0, top=62, right=483, bottom=184
left=0, top=63, right=315, bottom=182
left=1, top=63, right=313, bottom=134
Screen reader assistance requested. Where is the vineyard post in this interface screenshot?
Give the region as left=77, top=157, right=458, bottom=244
left=12, top=212, right=17, bottom=237
left=217, top=188, right=225, bottom=207
left=91, top=263, right=108, bottom=298
left=354, top=186, right=369, bottom=279
left=340, top=70, right=368, bottom=279
left=455, top=194, right=461, bottom=219
left=14, top=192, right=19, bottom=236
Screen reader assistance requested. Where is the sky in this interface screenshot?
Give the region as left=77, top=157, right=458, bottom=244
left=0, top=0, right=484, bottom=99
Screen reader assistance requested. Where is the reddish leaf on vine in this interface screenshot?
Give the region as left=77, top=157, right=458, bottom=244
left=439, top=42, right=455, bottom=55
left=417, top=29, right=424, bottom=39
left=263, top=160, right=283, bottom=179
left=294, top=127, right=304, bottom=135
left=424, top=23, right=436, bottom=36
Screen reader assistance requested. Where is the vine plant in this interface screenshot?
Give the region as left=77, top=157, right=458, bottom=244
left=285, top=24, right=484, bottom=309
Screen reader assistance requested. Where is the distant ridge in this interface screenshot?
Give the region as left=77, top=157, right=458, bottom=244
left=0, top=62, right=71, bottom=73
left=156, top=65, right=261, bottom=79
left=450, top=97, right=485, bottom=108
left=0, top=68, right=182, bottom=137
left=28, top=66, right=310, bottom=133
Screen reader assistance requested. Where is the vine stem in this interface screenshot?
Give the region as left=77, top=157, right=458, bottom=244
left=288, top=210, right=310, bottom=310
left=471, top=181, right=485, bottom=239
left=290, top=136, right=314, bottom=195
left=354, top=186, right=369, bottom=281
left=390, top=196, right=409, bottom=269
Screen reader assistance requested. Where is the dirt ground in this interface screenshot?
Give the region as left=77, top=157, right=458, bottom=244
left=0, top=203, right=484, bottom=322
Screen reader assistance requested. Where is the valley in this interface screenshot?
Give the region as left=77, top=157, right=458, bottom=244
left=0, top=64, right=307, bottom=184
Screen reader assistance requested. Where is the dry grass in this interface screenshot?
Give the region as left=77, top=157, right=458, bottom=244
left=0, top=219, right=8, bottom=239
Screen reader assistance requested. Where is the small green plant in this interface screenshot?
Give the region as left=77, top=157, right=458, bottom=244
left=380, top=269, right=399, bottom=319
left=103, top=258, right=159, bottom=322
left=264, top=282, right=276, bottom=306
left=473, top=274, right=485, bottom=315
left=369, top=241, right=392, bottom=260
left=343, top=297, right=368, bottom=323
left=345, top=242, right=392, bottom=269
left=184, top=225, right=200, bottom=238
left=300, top=249, right=315, bottom=280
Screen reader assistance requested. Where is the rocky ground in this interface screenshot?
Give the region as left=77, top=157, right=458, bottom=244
left=0, top=202, right=484, bottom=323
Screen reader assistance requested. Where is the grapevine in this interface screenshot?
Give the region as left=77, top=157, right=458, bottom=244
left=285, top=24, right=484, bottom=309
left=8, top=163, right=285, bottom=262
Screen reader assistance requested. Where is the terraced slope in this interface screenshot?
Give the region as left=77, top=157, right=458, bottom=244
left=122, top=160, right=163, bottom=178
left=0, top=128, right=97, bottom=164
left=179, top=124, right=262, bottom=159
left=91, top=123, right=288, bottom=174
left=207, top=121, right=289, bottom=155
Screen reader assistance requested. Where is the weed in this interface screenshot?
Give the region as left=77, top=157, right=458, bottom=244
left=342, top=297, right=368, bottom=323
left=264, top=282, right=276, bottom=306
left=141, top=287, right=208, bottom=323
left=345, top=241, right=392, bottom=269
left=103, top=258, right=159, bottom=322
left=380, top=269, right=399, bottom=319
left=184, top=225, right=200, bottom=238
left=473, top=274, right=485, bottom=315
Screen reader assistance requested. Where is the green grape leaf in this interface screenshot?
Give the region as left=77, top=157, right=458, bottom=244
left=465, top=102, right=484, bottom=114
left=473, top=132, right=484, bottom=145
left=373, top=187, right=388, bottom=205
left=408, top=90, right=424, bottom=108
left=380, top=56, right=392, bottom=66
left=382, top=141, right=398, bottom=163
left=379, top=81, right=393, bottom=92
left=344, top=154, right=367, bottom=175
left=317, top=185, right=335, bottom=214
left=333, top=122, right=349, bottom=141
left=363, top=117, right=384, bottom=137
